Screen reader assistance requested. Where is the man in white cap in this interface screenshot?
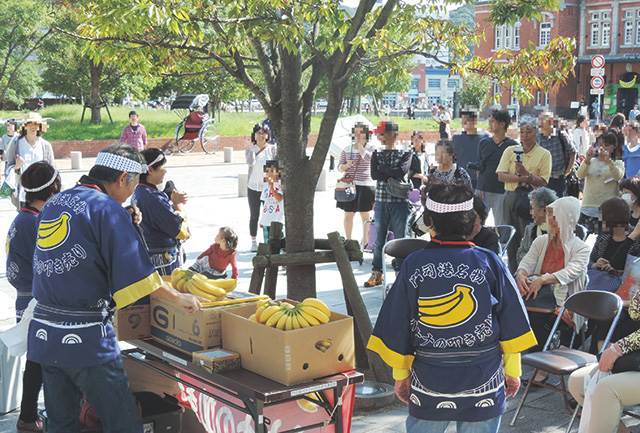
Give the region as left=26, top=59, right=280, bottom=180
left=28, top=143, right=200, bottom=433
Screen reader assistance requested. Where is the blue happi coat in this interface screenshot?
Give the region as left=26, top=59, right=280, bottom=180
left=368, top=239, right=536, bottom=422
left=28, top=178, right=162, bottom=368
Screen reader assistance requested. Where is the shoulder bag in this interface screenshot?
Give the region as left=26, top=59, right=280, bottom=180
left=334, top=147, right=360, bottom=203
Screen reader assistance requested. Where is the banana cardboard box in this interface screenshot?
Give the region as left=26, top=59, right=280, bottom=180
left=150, top=292, right=260, bottom=354
left=221, top=300, right=355, bottom=386
left=114, top=298, right=150, bottom=341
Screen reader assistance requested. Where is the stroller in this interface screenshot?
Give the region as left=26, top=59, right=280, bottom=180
left=167, top=94, right=219, bottom=154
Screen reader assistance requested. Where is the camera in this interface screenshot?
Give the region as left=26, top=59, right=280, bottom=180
left=513, top=145, right=524, bottom=163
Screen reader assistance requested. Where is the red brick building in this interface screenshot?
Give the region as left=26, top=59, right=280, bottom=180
left=474, top=0, right=640, bottom=119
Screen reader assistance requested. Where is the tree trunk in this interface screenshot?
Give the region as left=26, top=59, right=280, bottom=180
left=278, top=48, right=316, bottom=300
left=372, top=94, right=381, bottom=116
left=89, top=60, right=103, bottom=124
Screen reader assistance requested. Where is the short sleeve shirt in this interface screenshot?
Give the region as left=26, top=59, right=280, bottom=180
left=496, top=144, right=552, bottom=192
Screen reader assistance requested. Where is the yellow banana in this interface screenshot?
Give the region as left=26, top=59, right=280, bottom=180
left=255, top=304, right=269, bottom=322
left=296, top=311, right=310, bottom=328
left=265, top=309, right=286, bottom=327
left=188, top=283, right=218, bottom=301
left=248, top=314, right=257, bottom=322
left=418, top=287, right=464, bottom=308
left=301, top=298, right=331, bottom=317
left=418, top=285, right=477, bottom=328
left=208, top=278, right=237, bottom=292
left=300, top=305, right=330, bottom=324
left=175, top=277, right=187, bottom=292
left=276, top=311, right=289, bottom=330
left=298, top=308, right=321, bottom=326
left=192, top=278, right=226, bottom=298
left=259, top=305, right=281, bottom=324
left=290, top=313, right=301, bottom=330
left=284, top=313, right=294, bottom=330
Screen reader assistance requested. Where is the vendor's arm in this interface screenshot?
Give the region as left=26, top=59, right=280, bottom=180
left=153, top=282, right=200, bottom=313
left=101, top=206, right=199, bottom=312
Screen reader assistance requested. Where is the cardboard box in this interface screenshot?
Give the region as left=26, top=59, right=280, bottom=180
left=114, top=304, right=150, bottom=341
left=221, top=301, right=355, bottom=386
left=192, top=348, right=240, bottom=374
left=150, top=294, right=262, bottom=354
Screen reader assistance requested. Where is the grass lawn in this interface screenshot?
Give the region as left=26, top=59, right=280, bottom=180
left=0, top=104, right=478, bottom=142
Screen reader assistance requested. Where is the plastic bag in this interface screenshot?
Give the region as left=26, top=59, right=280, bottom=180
left=0, top=169, right=16, bottom=198
left=0, top=298, right=37, bottom=357
left=578, top=367, right=611, bottom=433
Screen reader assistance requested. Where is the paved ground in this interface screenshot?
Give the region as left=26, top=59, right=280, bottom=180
left=0, top=151, right=637, bottom=433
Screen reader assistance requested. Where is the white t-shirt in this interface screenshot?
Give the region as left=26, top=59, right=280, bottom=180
left=259, top=181, right=284, bottom=227
left=17, top=137, right=46, bottom=202
left=572, top=127, right=592, bottom=156
left=247, top=145, right=277, bottom=191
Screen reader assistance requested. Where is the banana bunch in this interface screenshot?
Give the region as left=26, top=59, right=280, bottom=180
left=171, top=268, right=237, bottom=302
left=249, top=298, right=332, bottom=331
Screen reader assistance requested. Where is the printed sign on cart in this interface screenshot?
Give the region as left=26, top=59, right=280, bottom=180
left=175, top=380, right=355, bottom=433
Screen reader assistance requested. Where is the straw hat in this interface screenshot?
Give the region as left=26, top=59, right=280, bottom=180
left=22, top=112, right=46, bottom=125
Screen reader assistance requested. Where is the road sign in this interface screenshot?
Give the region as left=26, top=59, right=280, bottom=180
left=591, top=76, right=605, bottom=89
left=590, top=88, right=605, bottom=95
left=591, top=55, right=605, bottom=69
left=591, top=67, right=605, bottom=76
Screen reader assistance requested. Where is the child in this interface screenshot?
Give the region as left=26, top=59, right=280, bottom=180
left=191, top=227, right=239, bottom=279
left=259, top=160, right=284, bottom=242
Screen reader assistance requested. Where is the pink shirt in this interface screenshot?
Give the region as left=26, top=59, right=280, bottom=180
left=120, top=124, right=148, bottom=151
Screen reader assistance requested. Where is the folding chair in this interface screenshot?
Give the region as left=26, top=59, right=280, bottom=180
left=382, top=238, right=430, bottom=298
left=493, top=225, right=515, bottom=260
left=510, top=290, right=623, bottom=427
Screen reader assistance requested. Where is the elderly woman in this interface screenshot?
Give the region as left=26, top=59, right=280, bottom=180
left=425, top=140, right=472, bottom=187
left=515, top=196, right=591, bottom=351
left=132, top=149, right=190, bottom=275
left=4, top=112, right=55, bottom=208
left=516, top=187, right=558, bottom=265
left=368, top=182, right=536, bottom=433
left=568, top=287, right=640, bottom=433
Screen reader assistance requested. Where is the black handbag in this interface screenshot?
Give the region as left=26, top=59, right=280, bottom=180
left=612, top=351, right=640, bottom=373
left=386, top=177, right=411, bottom=199
left=514, top=185, right=533, bottom=220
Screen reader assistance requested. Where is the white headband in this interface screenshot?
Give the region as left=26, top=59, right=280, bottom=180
left=95, top=152, right=147, bottom=174
left=426, top=197, right=474, bottom=213
left=22, top=170, right=59, bottom=193
left=148, top=153, right=165, bottom=168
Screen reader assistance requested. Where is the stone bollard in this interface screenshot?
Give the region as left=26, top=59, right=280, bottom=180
left=224, top=147, right=233, bottom=163
left=315, top=168, right=327, bottom=192
left=70, top=151, right=82, bottom=170
left=238, top=173, right=248, bottom=197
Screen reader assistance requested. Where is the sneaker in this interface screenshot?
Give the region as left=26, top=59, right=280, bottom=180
left=251, top=239, right=258, bottom=252
left=364, top=271, right=383, bottom=288
left=17, top=419, right=44, bottom=433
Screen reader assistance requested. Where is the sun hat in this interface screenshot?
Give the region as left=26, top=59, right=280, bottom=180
left=22, top=112, right=46, bottom=126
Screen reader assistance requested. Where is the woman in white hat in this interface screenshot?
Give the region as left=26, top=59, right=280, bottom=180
left=4, top=112, right=55, bottom=208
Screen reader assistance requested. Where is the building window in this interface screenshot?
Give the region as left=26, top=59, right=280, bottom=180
left=539, top=22, right=552, bottom=47
left=493, top=81, right=501, bottom=98
left=536, top=91, right=550, bottom=107
left=494, top=23, right=520, bottom=50
left=590, top=11, right=611, bottom=48
left=623, top=9, right=640, bottom=46
left=428, top=79, right=441, bottom=89
left=447, top=79, right=458, bottom=90
left=427, top=96, right=441, bottom=106
left=410, top=77, right=419, bottom=91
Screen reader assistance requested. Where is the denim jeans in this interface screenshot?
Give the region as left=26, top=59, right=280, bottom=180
left=406, top=415, right=501, bottom=433
left=372, top=201, right=410, bottom=271
left=42, top=357, right=142, bottom=433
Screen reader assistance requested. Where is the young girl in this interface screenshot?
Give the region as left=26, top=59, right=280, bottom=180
left=260, top=160, right=284, bottom=242
left=191, top=227, right=239, bottom=279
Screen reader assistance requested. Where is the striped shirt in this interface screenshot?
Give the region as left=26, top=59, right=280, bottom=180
left=339, top=146, right=374, bottom=186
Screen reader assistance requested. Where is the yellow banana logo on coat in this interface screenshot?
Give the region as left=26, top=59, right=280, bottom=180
left=37, top=212, right=71, bottom=251
left=418, top=284, right=478, bottom=329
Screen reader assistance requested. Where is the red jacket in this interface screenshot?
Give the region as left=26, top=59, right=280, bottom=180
left=197, top=244, right=238, bottom=279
